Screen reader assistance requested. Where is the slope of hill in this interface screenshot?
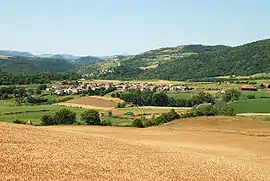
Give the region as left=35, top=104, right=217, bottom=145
left=0, top=56, right=74, bottom=73
left=1, top=116, right=269, bottom=180
left=100, top=39, right=270, bottom=80
left=0, top=50, right=34, bottom=57
left=73, top=56, right=103, bottom=67
left=37, top=54, right=81, bottom=60
left=78, top=45, right=229, bottom=77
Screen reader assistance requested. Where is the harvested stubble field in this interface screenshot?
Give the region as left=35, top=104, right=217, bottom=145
left=56, top=96, right=123, bottom=109
left=1, top=116, right=270, bottom=181
left=112, top=106, right=190, bottom=118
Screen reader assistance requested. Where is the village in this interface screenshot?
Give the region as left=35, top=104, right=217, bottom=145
left=49, top=81, right=194, bottom=95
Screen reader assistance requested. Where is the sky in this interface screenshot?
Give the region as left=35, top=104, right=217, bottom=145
left=0, top=0, right=270, bottom=56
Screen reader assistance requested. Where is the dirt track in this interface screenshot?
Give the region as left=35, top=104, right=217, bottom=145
left=1, top=116, right=270, bottom=181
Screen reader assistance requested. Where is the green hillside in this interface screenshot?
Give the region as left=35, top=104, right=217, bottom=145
left=79, top=45, right=229, bottom=77
left=73, top=56, right=103, bottom=67
left=0, top=56, right=74, bottom=73
left=101, top=39, right=270, bottom=80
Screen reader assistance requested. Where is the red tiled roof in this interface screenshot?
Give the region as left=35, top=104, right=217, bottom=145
left=240, top=85, right=256, bottom=89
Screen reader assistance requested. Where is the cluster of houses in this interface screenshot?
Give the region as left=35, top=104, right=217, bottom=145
left=240, top=84, right=270, bottom=91
left=46, top=81, right=270, bottom=95
left=47, top=82, right=194, bottom=95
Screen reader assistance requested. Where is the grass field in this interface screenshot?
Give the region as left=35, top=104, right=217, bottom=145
left=0, top=99, right=132, bottom=126
left=234, top=99, right=270, bottom=113
left=1, top=116, right=269, bottom=180
left=0, top=100, right=87, bottom=124
left=241, top=90, right=270, bottom=99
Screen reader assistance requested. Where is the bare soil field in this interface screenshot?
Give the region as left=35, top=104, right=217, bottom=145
left=56, top=96, right=123, bottom=109
left=1, top=116, right=270, bottom=181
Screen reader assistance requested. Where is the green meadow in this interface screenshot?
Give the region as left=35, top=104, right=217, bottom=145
left=0, top=99, right=132, bottom=126
left=234, top=99, right=270, bottom=114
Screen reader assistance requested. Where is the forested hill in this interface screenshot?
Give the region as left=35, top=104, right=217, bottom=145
left=101, top=39, right=270, bottom=80
left=79, top=44, right=229, bottom=76
left=73, top=56, right=103, bottom=66
left=0, top=56, right=74, bottom=73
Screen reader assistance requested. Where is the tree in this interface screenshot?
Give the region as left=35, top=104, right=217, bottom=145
left=35, top=89, right=42, bottom=95
left=151, top=92, right=168, bottom=106
left=223, top=89, right=241, bottom=102
left=191, top=91, right=214, bottom=105
left=38, top=84, right=47, bottom=91
left=259, top=83, right=265, bottom=89
left=80, top=109, right=101, bottom=125
left=54, top=109, right=76, bottom=125
left=213, top=102, right=235, bottom=116
left=41, top=115, right=55, bottom=126
left=268, top=84, right=270, bottom=89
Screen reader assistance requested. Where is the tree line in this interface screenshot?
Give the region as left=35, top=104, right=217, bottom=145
left=112, top=90, right=215, bottom=107
left=40, top=108, right=112, bottom=126
left=0, top=72, right=81, bottom=85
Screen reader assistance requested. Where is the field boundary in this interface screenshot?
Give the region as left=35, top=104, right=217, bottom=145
left=236, top=113, right=270, bottom=116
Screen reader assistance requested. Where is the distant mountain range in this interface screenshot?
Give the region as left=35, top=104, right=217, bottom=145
left=0, top=51, right=104, bottom=72
left=37, top=54, right=81, bottom=60
left=0, top=50, right=34, bottom=57
left=1, top=39, right=270, bottom=79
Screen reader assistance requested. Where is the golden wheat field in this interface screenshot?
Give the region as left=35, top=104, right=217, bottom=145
left=55, top=96, right=123, bottom=109
left=1, top=116, right=270, bottom=181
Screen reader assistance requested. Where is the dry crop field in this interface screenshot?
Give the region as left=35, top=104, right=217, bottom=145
left=55, top=96, right=123, bottom=110
left=1, top=116, right=269, bottom=181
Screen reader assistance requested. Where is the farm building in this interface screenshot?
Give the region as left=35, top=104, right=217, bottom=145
left=240, top=85, right=258, bottom=91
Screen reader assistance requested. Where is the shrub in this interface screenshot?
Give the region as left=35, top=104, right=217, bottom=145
left=80, top=109, right=101, bottom=125
left=247, top=94, right=255, bottom=99
left=41, top=115, right=55, bottom=126
left=54, top=108, right=76, bottom=125
left=73, top=120, right=85, bottom=125
left=164, top=109, right=180, bottom=121
left=182, top=101, right=235, bottom=117
left=101, top=120, right=113, bottom=126
left=144, top=119, right=154, bottom=127
left=107, top=111, right=113, bottom=116
left=116, top=102, right=126, bottom=108
left=131, top=118, right=145, bottom=128
left=124, top=112, right=135, bottom=116
left=13, top=119, right=26, bottom=124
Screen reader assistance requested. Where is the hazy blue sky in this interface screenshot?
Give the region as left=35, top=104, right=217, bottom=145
left=1, top=0, right=269, bottom=56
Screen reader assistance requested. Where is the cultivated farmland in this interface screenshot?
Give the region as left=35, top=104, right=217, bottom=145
left=0, top=116, right=269, bottom=180
left=56, top=96, right=123, bottom=109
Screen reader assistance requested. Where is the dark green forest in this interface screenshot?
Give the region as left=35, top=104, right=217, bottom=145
left=102, top=39, right=270, bottom=80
